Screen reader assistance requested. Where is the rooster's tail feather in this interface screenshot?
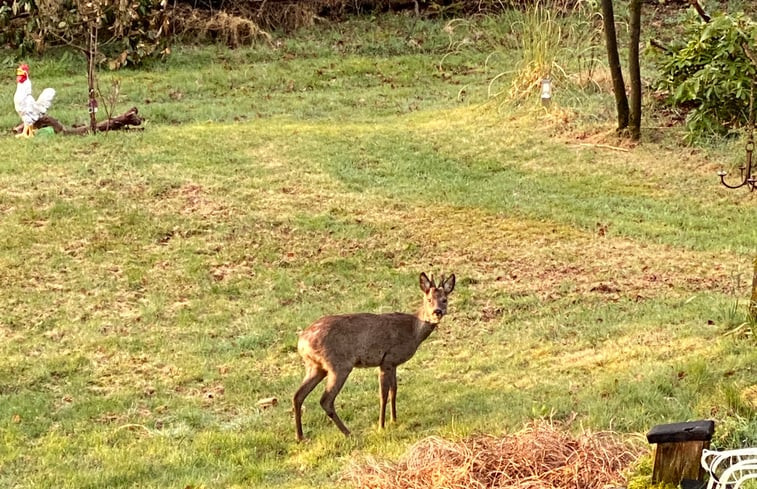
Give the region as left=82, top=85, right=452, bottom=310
left=36, top=88, right=55, bottom=113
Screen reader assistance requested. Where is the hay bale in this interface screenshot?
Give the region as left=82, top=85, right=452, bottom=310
left=345, top=421, right=644, bottom=489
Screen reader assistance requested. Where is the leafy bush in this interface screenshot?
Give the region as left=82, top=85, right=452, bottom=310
left=0, top=0, right=170, bottom=68
left=653, top=10, right=757, bottom=139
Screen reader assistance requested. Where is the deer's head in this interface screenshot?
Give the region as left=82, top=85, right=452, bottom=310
left=419, top=272, right=455, bottom=324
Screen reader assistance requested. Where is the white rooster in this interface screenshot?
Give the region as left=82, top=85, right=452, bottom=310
left=14, top=64, right=55, bottom=138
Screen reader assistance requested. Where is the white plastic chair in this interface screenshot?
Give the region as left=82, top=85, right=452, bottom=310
left=701, top=448, right=757, bottom=489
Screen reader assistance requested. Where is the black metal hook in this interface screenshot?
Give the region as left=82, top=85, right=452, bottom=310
left=718, top=135, right=755, bottom=191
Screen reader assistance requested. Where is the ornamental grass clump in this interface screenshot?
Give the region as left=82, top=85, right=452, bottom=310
left=486, top=0, right=604, bottom=105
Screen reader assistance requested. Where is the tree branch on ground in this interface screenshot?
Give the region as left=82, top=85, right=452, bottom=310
left=12, top=107, right=143, bottom=136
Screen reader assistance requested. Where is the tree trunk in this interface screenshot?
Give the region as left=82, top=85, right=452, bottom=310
left=601, top=0, right=629, bottom=131
left=628, top=0, right=642, bottom=141
left=751, top=255, right=756, bottom=321
left=87, top=25, right=99, bottom=134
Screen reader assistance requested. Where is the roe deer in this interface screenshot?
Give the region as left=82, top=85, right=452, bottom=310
left=293, top=272, right=456, bottom=441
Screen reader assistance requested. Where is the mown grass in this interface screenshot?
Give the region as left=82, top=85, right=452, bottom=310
left=1, top=11, right=756, bottom=489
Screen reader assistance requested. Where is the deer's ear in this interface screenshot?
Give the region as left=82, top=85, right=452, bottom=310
left=419, top=272, right=433, bottom=293
left=442, top=274, right=456, bottom=294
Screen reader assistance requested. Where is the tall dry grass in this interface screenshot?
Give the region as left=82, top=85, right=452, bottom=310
left=486, top=0, right=605, bottom=104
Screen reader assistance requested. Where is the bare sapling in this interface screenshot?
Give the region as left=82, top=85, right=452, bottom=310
left=293, top=272, right=456, bottom=441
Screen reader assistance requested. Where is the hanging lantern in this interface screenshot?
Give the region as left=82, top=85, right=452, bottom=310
left=540, top=78, right=552, bottom=107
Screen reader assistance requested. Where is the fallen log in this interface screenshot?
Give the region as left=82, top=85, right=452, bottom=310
left=13, top=106, right=143, bottom=135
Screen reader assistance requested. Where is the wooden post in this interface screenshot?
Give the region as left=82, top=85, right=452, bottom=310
left=647, top=420, right=715, bottom=486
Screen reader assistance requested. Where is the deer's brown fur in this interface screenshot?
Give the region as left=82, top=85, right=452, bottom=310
left=293, top=272, right=456, bottom=441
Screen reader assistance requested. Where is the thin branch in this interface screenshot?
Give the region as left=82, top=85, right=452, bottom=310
left=569, top=143, right=631, bottom=153
left=114, top=424, right=153, bottom=435
left=650, top=39, right=671, bottom=53
left=8, top=11, right=31, bottom=20
left=43, top=23, right=117, bottom=54
left=689, top=0, right=711, bottom=22
left=743, top=43, right=757, bottom=70
left=44, top=29, right=88, bottom=54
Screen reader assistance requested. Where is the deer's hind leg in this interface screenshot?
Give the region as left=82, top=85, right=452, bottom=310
left=320, top=369, right=352, bottom=437
left=293, top=365, right=327, bottom=441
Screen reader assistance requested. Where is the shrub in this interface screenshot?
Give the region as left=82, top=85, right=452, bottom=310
left=653, top=10, right=757, bottom=140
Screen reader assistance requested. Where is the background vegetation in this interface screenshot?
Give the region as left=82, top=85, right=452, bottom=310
left=0, top=2, right=756, bottom=489
left=652, top=8, right=757, bottom=139
left=0, top=0, right=539, bottom=62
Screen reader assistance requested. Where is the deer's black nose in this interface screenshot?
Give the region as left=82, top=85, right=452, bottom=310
left=433, top=309, right=443, bottom=317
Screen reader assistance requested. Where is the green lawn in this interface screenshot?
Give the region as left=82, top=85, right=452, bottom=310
left=1, top=13, right=756, bottom=489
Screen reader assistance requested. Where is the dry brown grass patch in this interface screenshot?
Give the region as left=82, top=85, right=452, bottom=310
left=345, top=420, right=644, bottom=489
left=172, top=5, right=271, bottom=47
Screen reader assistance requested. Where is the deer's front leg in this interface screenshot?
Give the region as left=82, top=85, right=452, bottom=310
left=379, top=366, right=393, bottom=428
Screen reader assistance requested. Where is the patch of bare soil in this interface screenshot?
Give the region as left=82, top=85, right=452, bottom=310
left=375, top=205, right=742, bottom=302
left=156, top=182, right=235, bottom=219
left=136, top=154, right=745, bottom=305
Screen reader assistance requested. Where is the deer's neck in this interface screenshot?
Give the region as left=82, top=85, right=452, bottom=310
left=413, top=308, right=438, bottom=343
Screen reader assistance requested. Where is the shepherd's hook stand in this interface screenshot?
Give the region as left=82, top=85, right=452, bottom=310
left=718, top=133, right=755, bottom=191
left=718, top=84, right=756, bottom=191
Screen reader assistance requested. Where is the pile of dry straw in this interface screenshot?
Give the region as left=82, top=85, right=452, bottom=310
left=346, top=421, right=644, bottom=489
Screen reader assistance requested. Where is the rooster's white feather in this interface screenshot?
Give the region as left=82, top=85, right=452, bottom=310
left=14, top=79, right=55, bottom=126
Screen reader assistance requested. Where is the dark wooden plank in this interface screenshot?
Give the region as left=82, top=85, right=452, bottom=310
left=647, top=420, right=715, bottom=444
